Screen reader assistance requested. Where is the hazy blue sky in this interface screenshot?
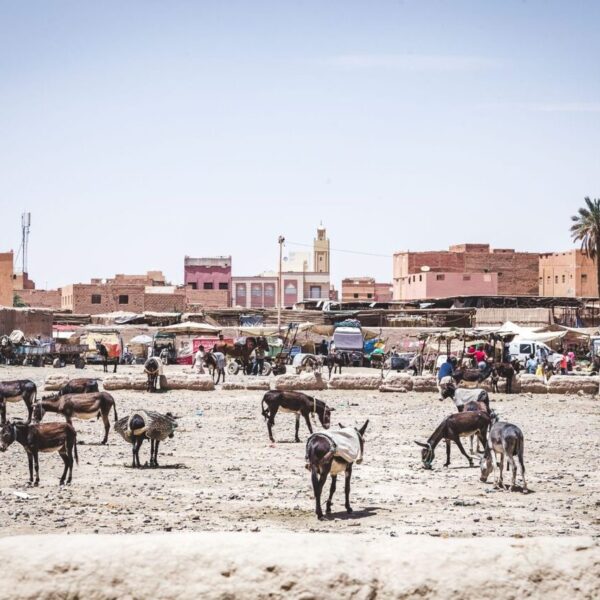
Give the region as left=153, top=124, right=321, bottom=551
left=1, top=1, right=598, bottom=290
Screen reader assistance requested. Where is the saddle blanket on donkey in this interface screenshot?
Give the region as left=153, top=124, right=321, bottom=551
left=307, top=426, right=363, bottom=464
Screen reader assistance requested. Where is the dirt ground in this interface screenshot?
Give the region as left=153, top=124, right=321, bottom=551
left=0, top=363, right=599, bottom=541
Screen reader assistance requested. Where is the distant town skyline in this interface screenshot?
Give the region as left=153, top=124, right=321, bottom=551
left=1, top=1, right=598, bottom=290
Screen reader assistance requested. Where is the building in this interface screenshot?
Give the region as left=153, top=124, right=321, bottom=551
left=393, top=244, right=540, bottom=300
left=341, top=277, right=393, bottom=302
left=232, top=225, right=331, bottom=308
left=0, top=252, right=14, bottom=307
left=12, top=271, right=62, bottom=310
left=539, top=249, right=598, bottom=297
left=184, top=256, right=232, bottom=307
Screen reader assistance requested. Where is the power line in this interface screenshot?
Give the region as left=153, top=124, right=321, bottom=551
left=286, top=241, right=392, bottom=259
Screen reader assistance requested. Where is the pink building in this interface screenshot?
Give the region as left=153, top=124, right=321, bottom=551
left=184, top=256, right=232, bottom=307
left=399, top=271, right=498, bottom=300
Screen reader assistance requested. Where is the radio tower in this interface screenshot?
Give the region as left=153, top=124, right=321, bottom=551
left=21, top=212, right=31, bottom=274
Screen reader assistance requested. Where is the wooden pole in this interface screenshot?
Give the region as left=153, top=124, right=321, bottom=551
left=277, top=235, right=285, bottom=330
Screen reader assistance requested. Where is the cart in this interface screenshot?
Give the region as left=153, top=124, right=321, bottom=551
left=271, top=323, right=301, bottom=375
left=51, top=344, right=88, bottom=368
left=14, top=345, right=50, bottom=367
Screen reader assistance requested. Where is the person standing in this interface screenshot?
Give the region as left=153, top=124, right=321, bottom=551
left=211, top=349, right=226, bottom=384
left=193, top=345, right=206, bottom=374
left=437, top=356, right=454, bottom=397
left=474, top=345, right=488, bottom=370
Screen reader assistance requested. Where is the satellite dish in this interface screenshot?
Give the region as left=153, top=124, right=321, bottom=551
left=421, top=266, right=430, bottom=272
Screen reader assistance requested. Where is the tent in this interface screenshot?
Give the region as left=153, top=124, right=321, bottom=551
left=238, top=322, right=313, bottom=337
left=129, top=334, right=153, bottom=344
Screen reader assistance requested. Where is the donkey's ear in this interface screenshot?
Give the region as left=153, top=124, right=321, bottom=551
left=359, top=419, right=369, bottom=436
left=414, top=440, right=428, bottom=448
left=329, top=407, right=335, bottom=412
left=338, top=422, right=345, bottom=428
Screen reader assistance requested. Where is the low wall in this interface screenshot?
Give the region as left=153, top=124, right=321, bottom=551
left=0, top=533, right=596, bottom=600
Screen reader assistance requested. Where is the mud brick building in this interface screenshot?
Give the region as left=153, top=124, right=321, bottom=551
left=393, top=244, right=540, bottom=300
left=341, top=277, right=393, bottom=302
left=539, top=249, right=598, bottom=297
left=184, top=257, right=232, bottom=307
left=0, top=252, right=14, bottom=307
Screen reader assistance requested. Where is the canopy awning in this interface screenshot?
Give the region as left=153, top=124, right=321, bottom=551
left=156, top=322, right=221, bottom=335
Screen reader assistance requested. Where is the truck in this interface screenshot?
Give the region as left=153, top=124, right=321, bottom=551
left=332, top=325, right=365, bottom=366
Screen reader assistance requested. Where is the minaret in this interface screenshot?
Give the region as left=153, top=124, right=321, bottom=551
left=313, top=223, right=330, bottom=273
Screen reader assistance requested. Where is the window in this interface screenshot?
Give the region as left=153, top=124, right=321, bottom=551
left=498, top=272, right=503, bottom=277
left=203, top=282, right=213, bottom=290
left=562, top=275, right=566, bottom=283
left=251, top=285, right=262, bottom=297
left=555, top=276, right=558, bottom=284
left=310, top=285, right=322, bottom=299
left=264, top=285, right=275, bottom=297
left=188, top=282, right=197, bottom=290
left=219, top=282, right=228, bottom=290
left=118, top=295, right=129, bottom=305
left=419, top=275, right=422, bottom=282
left=353, top=293, right=359, bottom=299
left=463, top=275, right=471, bottom=281
left=582, top=274, right=588, bottom=282
left=519, top=344, right=533, bottom=355
left=436, top=274, right=445, bottom=281
left=367, top=293, right=373, bottom=299
left=91, top=294, right=101, bottom=304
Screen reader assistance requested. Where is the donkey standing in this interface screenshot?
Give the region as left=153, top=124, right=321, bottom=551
left=480, top=418, right=527, bottom=492
left=59, top=378, right=99, bottom=395
left=33, top=391, right=118, bottom=444
left=96, top=342, right=118, bottom=373
left=0, top=379, right=36, bottom=424
left=261, top=391, right=334, bottom=443
left=0, top=420, right=78, bottom=486
left=305, top=420, right=369, bottom=520
left=415, top=411, right=490, bottom=469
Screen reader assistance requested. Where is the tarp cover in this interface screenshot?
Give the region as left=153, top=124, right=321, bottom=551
left=333, top=327, right=364, bottom=352
left=312, top=427, right=363, bottom=463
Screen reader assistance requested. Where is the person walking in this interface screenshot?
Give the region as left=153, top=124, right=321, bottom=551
left=437, top=356, right=455, bottom=397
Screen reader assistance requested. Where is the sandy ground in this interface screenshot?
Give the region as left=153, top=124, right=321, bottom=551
left=1, top=363, right=599, bottom=541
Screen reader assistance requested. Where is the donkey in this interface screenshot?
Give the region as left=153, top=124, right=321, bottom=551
left=490, top=362, right=518, bottom=394
left=59, top=378, right=99, bottom=395
left=0, top=379, right=36, bottom=424
left=143, top=357, right=162, bottom=392
left=96, top=342, right=118, bottom=373
left=414, top=411, right=490, bottom=469
left=0, top=420, right=78, bottom=486
left=480, top=418, right=527, bottom=492
left=261, top=391, right=334, bottom=443
left=441, top=384, right=491, bottom=454
left=452, top=361, right=494, bottom=387
left=305, top=420, right=369, bottom=520
left=33, top=392, right=118, bottom=444
left=324, top=353, right=346, bottom=379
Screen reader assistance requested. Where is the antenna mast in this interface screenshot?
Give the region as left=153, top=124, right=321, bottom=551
left=21, top=212, right=31, bottom=274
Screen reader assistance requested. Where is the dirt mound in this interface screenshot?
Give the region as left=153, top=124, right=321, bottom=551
left=0, top=533, right=596, bottom=600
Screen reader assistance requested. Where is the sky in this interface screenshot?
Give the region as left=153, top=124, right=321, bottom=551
left=0, top=0, right=599, bottom=290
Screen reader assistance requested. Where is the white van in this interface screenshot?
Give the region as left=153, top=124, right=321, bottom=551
left=507, top=340, right=562, bottom=367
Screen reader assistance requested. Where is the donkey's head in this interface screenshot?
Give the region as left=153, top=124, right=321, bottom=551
left=0, top=421, right=18, bottom=451
left=479, top=451, right=494, bottom=482
left=316, top=401, right=334, bottom=429
left=414, top=440, right=434, bottom=469
left=440, top=383, right=456, bottom=401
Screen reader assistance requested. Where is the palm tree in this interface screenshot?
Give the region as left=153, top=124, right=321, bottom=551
left=571, top=197, right=600, bottom=297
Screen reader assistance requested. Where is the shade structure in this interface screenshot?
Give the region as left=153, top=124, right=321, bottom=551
left=129, top=334, right=153, bottom=344
left=156, top=322, right=222, bottom=335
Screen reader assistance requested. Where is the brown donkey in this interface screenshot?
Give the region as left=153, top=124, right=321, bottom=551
left=0, top=420, right=78, bottom=486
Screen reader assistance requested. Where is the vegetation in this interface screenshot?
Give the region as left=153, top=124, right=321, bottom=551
left=570, top=197, right=600, bottom=297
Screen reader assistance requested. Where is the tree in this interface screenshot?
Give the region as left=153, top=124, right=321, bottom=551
left=13, top=293, right=27, bottom=308
left=571, top=197, right=600, bottom=298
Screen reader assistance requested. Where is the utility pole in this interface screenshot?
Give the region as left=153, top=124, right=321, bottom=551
left=278, top=235, right=285, bottom=329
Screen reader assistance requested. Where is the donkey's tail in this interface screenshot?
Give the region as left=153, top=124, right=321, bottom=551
left=73, top=436, right=79, bottom=466
left=113, top=400, right=119, bottom=423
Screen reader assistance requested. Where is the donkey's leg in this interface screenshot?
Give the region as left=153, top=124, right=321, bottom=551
left=101, top=411, right=110, bottom=444
left=452, top=436, right=473, bottom=467
left=27, top=452, right=34, bottom=485
left=32, top=450, right=40, bottom=486
left=312, top=464, right=330, bottom=520
left=326, top=475, right=337, bottom=514
left=303, top=411, right=313, bottom=437
left=0, top=401, right=6, bottom=425
left=267, top=405, right=278, bottom=443
left=59, top=450, right=69, bottom=485
left=498, top=451, right=505, bottom=489
left=133, top=437, right=143, bottom=468
left=444, top=440, right=451, bottom=467
left=344, top=464, right=353, bottom=513
left=294, top=414, right=301, bottom=443
left=154, top=440, right=160, bottom=467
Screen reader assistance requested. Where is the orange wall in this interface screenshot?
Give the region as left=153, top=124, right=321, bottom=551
left=0, top=252, right=14, bottom=307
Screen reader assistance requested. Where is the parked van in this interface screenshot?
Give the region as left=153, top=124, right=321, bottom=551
left=507, top=340, right=562, bottom=367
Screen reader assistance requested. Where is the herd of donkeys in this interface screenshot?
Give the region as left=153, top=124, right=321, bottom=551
left=0, top=376, right=526, bottom=520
